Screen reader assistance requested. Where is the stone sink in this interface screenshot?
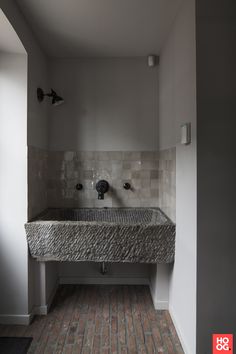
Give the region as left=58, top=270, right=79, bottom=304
left=25, top=208, right=175, bottom=263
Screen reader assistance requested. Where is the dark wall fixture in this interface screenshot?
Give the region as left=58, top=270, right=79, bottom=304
left=123, top=182, right=131, bottom=190
left=37, top=87, right=64, bottom=106
left=75, top=183, right=83, bottom=191
left=96, top=180, right=109, bottom=200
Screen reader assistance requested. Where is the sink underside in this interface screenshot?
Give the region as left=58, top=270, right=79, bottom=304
left=25, top=208, right=175, bottom=263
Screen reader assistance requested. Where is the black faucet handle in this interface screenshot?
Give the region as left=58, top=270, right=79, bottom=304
left=123, top=182, right=131, bottom=190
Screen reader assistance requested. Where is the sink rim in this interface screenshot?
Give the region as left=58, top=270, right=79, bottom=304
left=27, top=207, right=175, bottom=227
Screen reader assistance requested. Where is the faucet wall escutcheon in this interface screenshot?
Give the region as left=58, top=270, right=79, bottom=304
left=96, top=180, right=109, bottom=200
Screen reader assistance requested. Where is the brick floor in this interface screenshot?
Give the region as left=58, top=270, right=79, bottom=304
left=0, top=285, right=184, bottom=353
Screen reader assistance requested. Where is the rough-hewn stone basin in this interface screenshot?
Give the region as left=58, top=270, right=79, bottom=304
left=25, top=208, right=175, bottom=263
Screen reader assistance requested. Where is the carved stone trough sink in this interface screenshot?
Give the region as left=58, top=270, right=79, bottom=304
left=25, top=208, right=175, bottom=263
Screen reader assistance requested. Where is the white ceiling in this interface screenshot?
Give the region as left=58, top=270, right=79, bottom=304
left=16, top=0, right=183, bottom=57
left=0, top=10, right=26, bottom=54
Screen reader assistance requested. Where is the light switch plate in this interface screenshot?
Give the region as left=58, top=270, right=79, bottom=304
left=181, top=123, right=191, bottom=145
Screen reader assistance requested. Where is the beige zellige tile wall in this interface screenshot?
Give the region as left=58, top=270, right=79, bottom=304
left=47, top=151, right=160, bottom=208
left=28, top=147, right=176, bottom=220
left=28, top=146, right=48, bottom=219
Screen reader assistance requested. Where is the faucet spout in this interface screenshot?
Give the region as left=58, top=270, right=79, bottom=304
left=98, top=191, right=104, bottom=200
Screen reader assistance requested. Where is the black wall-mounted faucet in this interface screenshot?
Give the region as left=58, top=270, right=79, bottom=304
left=75, top=183, right=83, bottom=191
left=96, top=180, right=109, bottom=200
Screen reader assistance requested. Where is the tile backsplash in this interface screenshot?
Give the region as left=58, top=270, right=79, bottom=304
left=47, top=151, right=160, bottom=208
left=28, top=146, right=48, bottom=219
left=28, top=147, right=176, bottom=220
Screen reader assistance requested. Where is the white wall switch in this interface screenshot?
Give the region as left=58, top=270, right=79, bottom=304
left=181, top=123, right=191, bottom=145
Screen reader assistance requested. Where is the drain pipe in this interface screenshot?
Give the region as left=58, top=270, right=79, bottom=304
left=100, top=262, right=108, bottom=275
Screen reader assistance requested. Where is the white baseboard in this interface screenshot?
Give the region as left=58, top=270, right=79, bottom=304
left=149, top=283, right=169, bottom=310
left=59, top=276, right=149, bottom=285
left=169, top=306, right=189, bottom=354
left=0, top=313, right=33, bottom=325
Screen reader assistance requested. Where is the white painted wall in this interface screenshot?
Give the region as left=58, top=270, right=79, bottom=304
left=0, top=1, right=58, bottom=321
left=59, top=262, right=149, bottom=285
left=0, top=1, right=49, bottom=149
left=49, top=58, right=158, bottom=151
left=0, top=52, right=28, bottom=321
left=157, top=1, right=197, bottom=353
